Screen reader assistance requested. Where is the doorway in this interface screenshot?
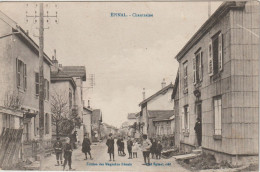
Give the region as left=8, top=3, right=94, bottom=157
left=196, top=103, right=202, bottom=146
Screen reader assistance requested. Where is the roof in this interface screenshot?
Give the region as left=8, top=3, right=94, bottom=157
left=62, top=66, right=86, bottom=81
left=0, top=10, right=52, bottom=66
left=83, top=106, right=93, bottom=113
left=51, top=70, right=77, bottom=89
left=175, top=1, right=246, bottom=61
left=139, top=83, right=174, bottom=106
left=148, top=110, right=174, bottom=121
left=127, top=113, right=137, bottom=119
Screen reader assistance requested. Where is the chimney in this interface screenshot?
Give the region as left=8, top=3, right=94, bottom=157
left=142, top=88, right=146, bottom=100
left=51, top=49, right=59, bottom=72
left=161, top=78, right=166, bottom=88
left=88, top=100, right=90, bottom=108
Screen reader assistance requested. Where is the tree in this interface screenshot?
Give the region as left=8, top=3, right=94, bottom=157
left=51, top=89, right=78, bottom=137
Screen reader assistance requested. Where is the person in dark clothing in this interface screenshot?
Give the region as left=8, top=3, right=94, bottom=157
left=121, top=139, right=126, bottom=156
left=194, top=117, right=202, bottom=147
left=141, top=134, right=152, bottom=166
left=63, top=137, right=73, bottom=170
left=127, top=136, right=133, bottom=159
left=106, top=133, right=115, bottom=161
left=53, top=137, right=63, bottom=166
left=70, top=131, right=78, bottom=149
left=150, top=138, right=157, bottom=159
left=116, top=138, right=122, bottom=155
left=82, top=134, right=93, bottom=160
left=156, top=140, right=163, bottom=159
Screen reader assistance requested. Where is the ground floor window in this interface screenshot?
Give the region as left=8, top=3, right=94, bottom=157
left=2, top=114, right=14, bottom=129
left=182, top=105, right=190, bottom=132
left=213, top=96, right=222, bottom=135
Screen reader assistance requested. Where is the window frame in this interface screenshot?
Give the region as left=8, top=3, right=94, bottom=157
left=35, top=72, right=40, bottom=96
left=183, top=61, right=188, bottom=93
left=193, top=49, right=203, bottom=85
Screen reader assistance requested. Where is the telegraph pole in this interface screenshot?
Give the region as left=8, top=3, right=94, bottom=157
left=38, top=3, right=45, bottom=170
left=25, top=3, right=58, bottom=169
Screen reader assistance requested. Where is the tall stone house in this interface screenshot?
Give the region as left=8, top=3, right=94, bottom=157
left=175, top=1, right=259, bottom=165
left=0, top=11, right=52, bottom=160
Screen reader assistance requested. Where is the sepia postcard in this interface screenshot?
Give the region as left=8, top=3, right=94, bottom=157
left=0, top=0, right=259, bottom=171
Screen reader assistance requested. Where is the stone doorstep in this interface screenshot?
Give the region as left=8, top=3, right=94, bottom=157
left=172, top=153, right=200, bottom=160
left=192, top=149, right=202, bottom=155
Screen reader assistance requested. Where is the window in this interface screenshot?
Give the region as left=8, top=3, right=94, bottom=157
left=193, top=50, right=203, bottom=84
left=181, top=105, right=189, bottom=132
left=44, top=79, right=49, bottom=100
left=16, top=59, right=27, bottom=90
left=213, top=97, right=222, bottom=135
left=34, top=113, right=39, bottom=136
left=35, top=73, right=39, bottom=96
left=3, top=114, right=14, bottom=129
left=23, top=123, right=29, bottom=142
left=183, top=61, right=188, bottom=92
left=45, top=113, right=49, bottom=134
left=167, top=124, right=171, bottom=135
left=208, top=32, right=223, bottom=76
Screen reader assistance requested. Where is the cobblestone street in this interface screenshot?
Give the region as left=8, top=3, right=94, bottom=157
left=43, top=141, right=189, bottom=171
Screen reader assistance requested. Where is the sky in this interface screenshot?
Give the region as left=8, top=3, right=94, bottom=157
left=0, top=1, right=222, bottom=128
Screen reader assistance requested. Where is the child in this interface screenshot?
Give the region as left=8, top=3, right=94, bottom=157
left=53, top=137, right=63, bottom=166
left=106, top=133, right=115, bottom=161
left=132, top=140, right=140, bottom=158
left=150, top=138, right=157, bottom=159
left=156, top=140, right=163, bottom=159
left=63, top=137, right=73, bottom=170
left=127, top=136, right=133, bottom=159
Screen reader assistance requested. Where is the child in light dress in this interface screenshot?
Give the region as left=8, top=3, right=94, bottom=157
left=132, top=140, right=140, bottom=158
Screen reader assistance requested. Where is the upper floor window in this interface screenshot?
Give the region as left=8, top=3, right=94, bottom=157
left=183, top=61, right=188, bottom=92
left=208, top=32, right=223, bottom=76
left=16, top=59, right=27, bottom=91
left=45, top=113, right=50, bottom=135
left=193, top=50, right=203, bottom=85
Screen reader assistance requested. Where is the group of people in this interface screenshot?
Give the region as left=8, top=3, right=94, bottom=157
left=106, top=133, right=163, bottom=165
left=53, top=133, right=93, bottom=170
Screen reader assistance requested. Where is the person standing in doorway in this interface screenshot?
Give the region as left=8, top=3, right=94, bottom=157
left=53, top=137, right=63, bottom=166
left=141, top=134, right=152, bottom=166
left=63, top=137, right=73, bottom=170
left=106, top=133, right=115, bottom=161
left=194, top=117, right=202, bottom=147
left=82, top=134, right=93, bottom=160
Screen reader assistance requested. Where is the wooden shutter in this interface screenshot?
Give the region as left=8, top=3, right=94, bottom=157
left=199, top=52, right=203, bottom=82
left=24, top=63, right=27, bottom=90
left=16, top=58, right=20, bottom=88
left=208, top=41, right=213, bottom=76
left=218, top=33, right=223, bottom=71
left=193, top=56, right=196, bottom=85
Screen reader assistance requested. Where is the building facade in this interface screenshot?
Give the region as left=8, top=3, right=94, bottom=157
left=138, top=83, right=174, bottom=138
left=175, top=1, right=259, bottom=165
left=83, top=106, right=92, bottom=141
left=0, top=11, right=52, bottom=160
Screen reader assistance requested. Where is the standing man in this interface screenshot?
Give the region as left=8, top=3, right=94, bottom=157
left=127, top=136, right=133, bottom=159
left=82, top=134, right=93, bottom=160
left=63, top=137, right=73, bottom=170
left=106, top=133, right=115, bottom=161
left=141, top=134, right=152, bottom=166
left=194, top=117, right=202, bottom=147
left=53, top=137, right=63, bottom=166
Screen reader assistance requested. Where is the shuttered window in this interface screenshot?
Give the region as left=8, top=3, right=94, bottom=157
left=209, top=32, right=223, bottom=76
left=214, top=97, right=222, bottom=135
left=194, top=50, right=203, bottom=84
left=182, top=106, right=189, bottom=132
left=44, top=79, right=49, bottom=100
left=183, top=61, right=188, bottom=91
left=16, top=58, right=27, bottom=90
left=45, top=113, right=49, bottom=134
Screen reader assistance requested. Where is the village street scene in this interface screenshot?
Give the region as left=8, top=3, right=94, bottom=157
left=0, top=1, right=259, bottom=171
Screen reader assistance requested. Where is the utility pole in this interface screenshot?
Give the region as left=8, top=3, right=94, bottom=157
left=25, top=3, right=58, bottom=169
left=38, top=3, right=45, bottom=170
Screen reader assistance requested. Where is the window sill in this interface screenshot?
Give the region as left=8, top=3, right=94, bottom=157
left=194, top=82, right=202, bottom=89
left=183, top=132, right=189, bottom=137
left=213, top=134, right=222, bottom=140
left=212, top=72, right=221, bottom=81
left=18, top=88, right=25, bottom=93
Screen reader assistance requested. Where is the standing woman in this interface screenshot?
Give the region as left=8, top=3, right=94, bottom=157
left=106, top=133, right=115, bottom=161
left=82, top=134, right=93, bottom=160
